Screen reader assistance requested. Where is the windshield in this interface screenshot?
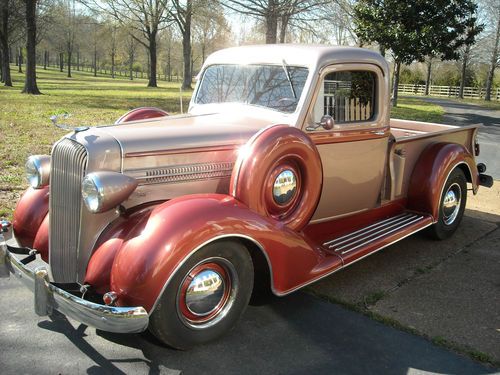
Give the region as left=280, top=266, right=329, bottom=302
left=194, top=64, right=309, bottom=113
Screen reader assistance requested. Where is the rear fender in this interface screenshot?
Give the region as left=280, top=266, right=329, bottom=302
left=106, top=194, right=320, bottom=312
left=407, top=142, right=477, bottom=220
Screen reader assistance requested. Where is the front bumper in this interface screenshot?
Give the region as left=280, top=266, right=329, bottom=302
left=0, top=231, right=149, bottom=334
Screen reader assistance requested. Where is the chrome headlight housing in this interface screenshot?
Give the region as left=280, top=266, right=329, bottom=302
left=82, top=172, right=138, bottom=213
left=25, top=155, right=51, bottom=189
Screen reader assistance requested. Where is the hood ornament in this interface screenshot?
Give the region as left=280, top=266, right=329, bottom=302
left=50, top=114, right=89, bottom=132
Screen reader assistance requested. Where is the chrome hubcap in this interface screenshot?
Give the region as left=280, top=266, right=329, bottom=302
left=185, top=269, right=225, bottom=316
left=177, top=258, right=238, bottom=329
left=442, top=183, right=461, bottom=225
left=273, top=169, right=297, bottom=205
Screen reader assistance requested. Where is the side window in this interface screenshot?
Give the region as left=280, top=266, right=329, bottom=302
left=313, top=70, right=376, bottom=126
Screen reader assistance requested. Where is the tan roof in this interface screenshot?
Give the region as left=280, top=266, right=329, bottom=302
left=203, top=44, right=388, bottom=73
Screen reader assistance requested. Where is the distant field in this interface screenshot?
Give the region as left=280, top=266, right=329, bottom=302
left=0, top=66, right=443, bottom=217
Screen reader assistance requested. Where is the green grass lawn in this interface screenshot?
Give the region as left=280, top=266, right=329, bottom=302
left=0, top=66, right=444, bottom=218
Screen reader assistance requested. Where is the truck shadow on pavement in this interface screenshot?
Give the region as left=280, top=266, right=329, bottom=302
left=38, top=285, right=496, bottom=375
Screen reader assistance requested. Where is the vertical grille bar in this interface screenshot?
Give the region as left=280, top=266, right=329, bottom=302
left=49, top=139, right=87, bottom=282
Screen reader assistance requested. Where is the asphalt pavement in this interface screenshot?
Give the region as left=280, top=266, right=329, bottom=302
left=417, top=97, right=500, bottom=179
left=0, top=276, right=495, bottom=375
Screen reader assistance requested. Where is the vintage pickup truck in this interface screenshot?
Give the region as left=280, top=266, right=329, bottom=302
left=0, top=45, right=493, bottom=349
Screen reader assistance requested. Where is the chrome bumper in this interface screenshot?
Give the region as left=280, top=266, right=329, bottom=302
left=0, top=231, right=149, bottom=334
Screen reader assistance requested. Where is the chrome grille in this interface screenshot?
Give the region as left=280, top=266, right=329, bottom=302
left=49, top=138, right=87, bottom=282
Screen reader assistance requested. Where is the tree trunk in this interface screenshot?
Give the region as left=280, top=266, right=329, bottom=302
left=111, top=51, right=115, bottom=78
left=18, top=47, right=23, bottom=73
left=485, top=14, right=500, bottom=101
left=279, top=14, right=290, bottom=43
left=265, top=14, right=278, bottom=43
left=93, top=46, right=97, bottom=77
left=129, top=56, right=133, bottom=80
left=392, top=60, right=401, bottom=107
left=459, top=44, right=471, bottom=99
left=43, top=50, right=47, bottom=70
left=147, top=31, right=157, bottom=87
left=22, top=0, right=41, bottom=94
left=0, top=3, right=12, bottom=86
left=59, top=52, right=63, bottom=72
left=77, top=50, right=80, bottom=71
left=167, top=44, right=171, bottom=82
left=181, top=9, right=192, bottom=90
left=67, top=49, right=72, bottom=77
left=425, top=59, right=432, bottom=96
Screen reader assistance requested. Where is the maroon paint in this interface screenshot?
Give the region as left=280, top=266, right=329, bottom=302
left=13, top=187, right=49, bottom=248
left=32, top=214, right=49, bottom=262
left=231, top=125, right=323, bottom=231
left=84, top=206, right=154, bottom=294
left=107, top=194, right=337, bottom=311
left=115, top=107, right=169, bottom=124
left=407, top=143, right=478, bottom=220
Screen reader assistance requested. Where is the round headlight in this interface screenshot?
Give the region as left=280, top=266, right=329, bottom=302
left=82, top=172, right=138, bottom=214
left=25, top=155, right=51, bottom=189
left=81, top=175, right=102, bottom=213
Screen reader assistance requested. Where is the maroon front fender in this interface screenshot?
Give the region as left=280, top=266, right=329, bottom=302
left=13, top=187, right=49, bottom=248
left=407, top=142, right=478, bottom=220
left=100, top=194, right=323, bottom=312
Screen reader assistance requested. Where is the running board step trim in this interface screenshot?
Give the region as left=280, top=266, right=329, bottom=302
left=323, top=212, right=427, bottom=255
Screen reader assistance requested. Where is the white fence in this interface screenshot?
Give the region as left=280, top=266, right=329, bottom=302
left=398, top=84, right=500, bottom=101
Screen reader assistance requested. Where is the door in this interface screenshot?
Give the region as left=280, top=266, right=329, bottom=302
left=303, top=63, right=390, bottom=222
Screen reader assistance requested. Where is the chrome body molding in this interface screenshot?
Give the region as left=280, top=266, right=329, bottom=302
left=0, top=233, right=149, bottom=333
left=129, top=162, right=234, bottom=185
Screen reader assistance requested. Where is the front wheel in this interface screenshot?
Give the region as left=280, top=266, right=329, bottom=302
left=149, top=240, right=254, bottom=349
left=428, top=168, right=467, bottom=240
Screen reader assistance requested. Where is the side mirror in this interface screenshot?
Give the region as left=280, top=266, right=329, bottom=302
left=320, top=115, right=334, bottom=130
left=305, top=115, right=336, bottom=132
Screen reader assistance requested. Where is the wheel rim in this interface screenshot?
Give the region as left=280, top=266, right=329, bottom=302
left=177, top=257, right=238, bottom=329
left=442, top=182, right=461, bottom=225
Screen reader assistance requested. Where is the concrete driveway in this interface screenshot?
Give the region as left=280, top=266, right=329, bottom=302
left=417, top=97, right=500, bottom=179
left=0, top=276, right=495, bottom=375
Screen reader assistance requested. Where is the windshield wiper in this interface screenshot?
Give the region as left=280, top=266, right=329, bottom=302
left=281, top=59, right=297, bottom=99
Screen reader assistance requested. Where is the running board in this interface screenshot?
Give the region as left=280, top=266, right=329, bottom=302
left=322, top=212, right=433, bottom=263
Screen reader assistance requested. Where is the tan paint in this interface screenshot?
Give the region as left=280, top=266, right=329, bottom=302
left=312, top=137, right=388, bottom=221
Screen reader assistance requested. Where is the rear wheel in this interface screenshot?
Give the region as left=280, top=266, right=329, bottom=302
left=428, top=168, right=467, bottom=240
left=149, top=240, right=253, bottom=349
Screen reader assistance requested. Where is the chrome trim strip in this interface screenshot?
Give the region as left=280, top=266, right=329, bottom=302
left=274, top=218, right=433, bottom=296
left=334, top=214, right=418, bottom=250
left=131, top=162, right=234, bottom=185
left=1, top=234, right=149, bottom=333
left=337, top=215, right=422, bottom=254
left=323, top=213, right=407, bottom=246
left=150, top=233, right=275, bottom=313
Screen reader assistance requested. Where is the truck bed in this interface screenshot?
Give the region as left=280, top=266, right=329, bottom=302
left=390, top=118, right=477, bottom=142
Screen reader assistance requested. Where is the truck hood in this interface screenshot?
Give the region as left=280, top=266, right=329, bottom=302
left=94, top=112, right=279, bottom=159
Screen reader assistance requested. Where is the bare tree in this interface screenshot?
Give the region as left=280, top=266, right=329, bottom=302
left=123, top=27, right=136, bottom=80
left=0, top=0, right=23, bottom=86
left=484, top=2, right=500, bottom=101
left=86, top=0, right=170, bottom=88
left=22, top=0, right=41, bottom=94
left=170, top=0, right=193, bottom=90
left=224, top=0, right=325, bottom=44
